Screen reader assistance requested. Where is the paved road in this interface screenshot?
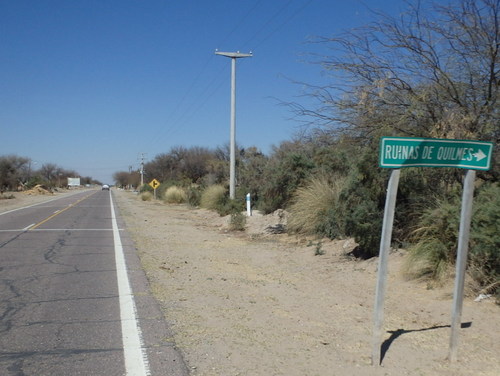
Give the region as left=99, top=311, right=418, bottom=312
left=0, top=190, right=188, bottom=376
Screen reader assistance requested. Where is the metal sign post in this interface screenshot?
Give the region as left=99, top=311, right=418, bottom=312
left=372, top=137, right=493, bottom=366
left=449, top=169, right=476, bottom=362
left=149, top=179, right=160, bottom=200
left=371, top=169, right=400, bottom=365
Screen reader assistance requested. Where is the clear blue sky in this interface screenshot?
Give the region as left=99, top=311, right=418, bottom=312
left=2, top=0, right=418, bottom=184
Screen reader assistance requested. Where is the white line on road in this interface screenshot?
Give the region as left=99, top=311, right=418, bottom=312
left=22, top=223, right=35, bottom=231
left=109, top=191, right=151, bottom=376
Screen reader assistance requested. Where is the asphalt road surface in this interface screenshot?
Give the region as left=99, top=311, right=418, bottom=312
left=0, top=190, right=188, bottom=376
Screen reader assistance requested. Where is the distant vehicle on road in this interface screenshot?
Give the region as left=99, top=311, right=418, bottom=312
left=102, top=184, right=110, bottom=191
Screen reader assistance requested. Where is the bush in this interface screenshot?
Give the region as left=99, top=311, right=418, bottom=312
left=163, top=186, right=187, bottom=204
left=141, top=192, right=153, bottom=201
left=404, top=182, right=500, bottom=292
left=229, top=211, right=246, bottom=231
left=403, top=196, right=463, bottom=283
left=139, top=184, right=153, bottom=193
left=200, top=185, right=227, bottom=212
left=337, top=148, right=388, bottom=257
left=258, top=152, right=315, bottom=214
left=219, top=198, right=245, bottom=217
left=186, top=185, right=202, bottom=207
left=287, top=176, right=345, bottom=236
left=469, top=183, right=500, bottom=290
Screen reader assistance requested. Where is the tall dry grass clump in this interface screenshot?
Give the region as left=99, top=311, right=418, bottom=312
left=141, top=192, right=153, bottom=201
left=200, top=184, right=227, bottom=211
left=164, top=186, right=187, bottom=204
left=287, top=176, right=345, bottom=236
left=403, top=183, right=500, bottom=296
left=403, top=198, right=459, bottom=284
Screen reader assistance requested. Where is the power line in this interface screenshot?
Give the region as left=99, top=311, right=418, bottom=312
left=146, top=1, right=312, bottom=156
left=241, top=0, right=293, bottom=49
left=249, top=0, right=313, bottom=50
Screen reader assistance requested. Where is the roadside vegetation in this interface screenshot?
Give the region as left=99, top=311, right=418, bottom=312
left=0, top=155, right=99, bottom=191
left=163, top=186, right=187, bottom=204
left=109, top=0, right=500, bottom=300
left=3, top=0, right=498, bottom=298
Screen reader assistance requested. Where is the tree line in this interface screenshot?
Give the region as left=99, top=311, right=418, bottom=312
left=0, top=155, right=99, bottom=191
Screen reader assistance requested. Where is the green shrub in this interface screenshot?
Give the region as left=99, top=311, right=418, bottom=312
left=186, top=185, right=202, bottom=207
left=229, top=211, right=246, bottom=231
left=343, top=197, right=383, bottom=257
left=139, top=184, right=153, bottom=193
left=258, top=153, right=315, bottom=214
left=468, top=183, right=500, bottom=289
left=163, top=186, right=187, bottom=204
left=317, top=207, right=344, bottom=239
left=404, top=183, right=500, bottom=292
left=220, top=198, right=245, bottom=217
left=200, top=185, right=227, bottom=212
left=141, top=192, right=153, bottom=201
left=337, top=149, right=388, bottom=257
left=287, top=176, right=345, bottom=236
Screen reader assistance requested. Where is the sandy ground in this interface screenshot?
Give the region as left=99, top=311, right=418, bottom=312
left=112, top=190, right=499, bottom=376
left=2, top=190, right=499, bottom=375
left=0, top=188, right=75, bottom=212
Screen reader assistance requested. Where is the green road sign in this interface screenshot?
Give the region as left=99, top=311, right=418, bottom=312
left=380, top=137, right=493, bottom=170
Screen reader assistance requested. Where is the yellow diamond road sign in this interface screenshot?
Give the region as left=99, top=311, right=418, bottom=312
left=149, top=178, right=160, bottom=189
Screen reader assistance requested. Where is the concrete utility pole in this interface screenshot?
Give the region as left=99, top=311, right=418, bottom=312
left=215, top=50, right=252, bottom=199
left=139, top=153, right=146, bottom=186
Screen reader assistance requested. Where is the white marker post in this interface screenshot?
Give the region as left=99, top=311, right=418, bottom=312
left=246, top=193, right=252, bottom=216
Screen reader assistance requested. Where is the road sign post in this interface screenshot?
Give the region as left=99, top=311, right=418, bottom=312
left=372, top=137, right=493, bottom=366
left=449, top=169, right=475, bottom=362
left=149, top=179, right=161, bottom=200
left=371, top=169, right=400, bottom=365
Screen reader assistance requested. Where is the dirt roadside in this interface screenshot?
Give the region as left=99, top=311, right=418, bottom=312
left=112, top=189, right=499, bottom=376
left=0, top=189, right=76, bottom=211
left=2, top=190, right=498, bottom=375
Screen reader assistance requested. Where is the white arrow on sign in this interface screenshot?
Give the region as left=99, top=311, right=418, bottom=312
left=473, top=149, right=487, bottom=162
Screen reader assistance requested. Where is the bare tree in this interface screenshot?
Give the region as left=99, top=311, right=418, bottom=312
left=0, top=155, right=29, bottom=190
left=39, top=163, right=59, bottom=186
left=113, top=170, right=140, bottom=189
left=292, top=0, right=499, bottom=143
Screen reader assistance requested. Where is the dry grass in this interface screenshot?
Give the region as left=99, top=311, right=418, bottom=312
left=402, top=198, right=459, bottom=284
left=402, top=239, right=453, bottom=285
left=141, top=192, right=153, bottom=201
left=164, top=186, right=187, bottom=204
left=287, top=176, right=345, bottom=235
left=200, top=185, right=226, bottom=211
left=229, top=212, right=246, bottom=231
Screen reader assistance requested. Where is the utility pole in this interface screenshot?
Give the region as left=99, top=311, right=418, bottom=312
left=215, top=50, right=252, bottom=199
left=139, top=153, right=146, bottom=186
